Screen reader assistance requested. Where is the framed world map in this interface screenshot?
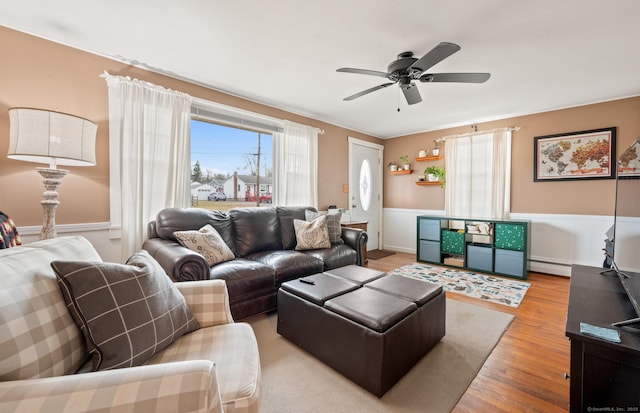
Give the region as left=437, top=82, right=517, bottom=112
left=534, top=127, right=616, bottom=181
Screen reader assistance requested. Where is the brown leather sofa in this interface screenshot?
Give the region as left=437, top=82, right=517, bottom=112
left=143, top=206, right=367, bottom=320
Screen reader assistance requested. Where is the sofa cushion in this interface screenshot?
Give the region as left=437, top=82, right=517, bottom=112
left=174, top=224, right=235, bottom=266
left=294, top=215, right=331, bottom=250
left=144, top=322, right=261, bottom=413
left=155, top=208, right=235, bottom=255
left=208, top=258, right=276, bottom=304
left=277, top=206, right=316, bottom=250
left=229, top=207, right=281, bottom=256
left=51, top=250, right=199, bottom=371
left=305, top=210, right=344, bottom=244
left=247, top=250, right=324, bottom=285
left=302, top=244, right=358, bottom=270
left=0, top=236, right=100, bottom=380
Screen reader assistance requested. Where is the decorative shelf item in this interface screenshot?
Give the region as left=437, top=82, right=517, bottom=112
left=415, top=181, right=441, bottom=186
left=416, top=155, right=443, bottom=162
left=390, top=169, right=412, bottom=175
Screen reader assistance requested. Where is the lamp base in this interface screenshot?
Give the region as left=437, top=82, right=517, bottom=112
left=36, top=167, right=68, bottom=240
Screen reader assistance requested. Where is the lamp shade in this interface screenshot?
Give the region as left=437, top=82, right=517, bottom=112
left=8, top=108, right=97, bottom=168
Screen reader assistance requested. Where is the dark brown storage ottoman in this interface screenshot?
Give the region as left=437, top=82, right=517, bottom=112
left=277, top=271, right=446, bottom=397
left=324, top=264, right=386, bottom=285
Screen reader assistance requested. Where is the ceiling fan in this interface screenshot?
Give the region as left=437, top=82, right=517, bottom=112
left=337, top=42, right=490, bottom=105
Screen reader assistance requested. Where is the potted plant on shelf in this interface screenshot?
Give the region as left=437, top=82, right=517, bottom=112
left=432, top=138, right=444, bottom=156
left=424, top=165, right=446, bottom=188
left=400, top=155, right=411, bottom=170
left=388, top=161, right=398, bottom=172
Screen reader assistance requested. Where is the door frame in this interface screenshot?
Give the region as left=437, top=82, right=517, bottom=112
left=348, top=137, right=384, bottom=250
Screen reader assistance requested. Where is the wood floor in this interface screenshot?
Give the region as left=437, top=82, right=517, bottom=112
left=365, top=252, right=571, bottom=413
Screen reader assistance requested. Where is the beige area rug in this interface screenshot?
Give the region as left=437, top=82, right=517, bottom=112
left=249, top=299, right=514, bottom=413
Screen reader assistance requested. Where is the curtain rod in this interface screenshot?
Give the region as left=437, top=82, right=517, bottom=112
left=103, top=75, right=326, bottom=136
left=100, top=72, right=191, bottom=99
left=282, top=119, right=325, bottom=135
left=438, top=126, right=521, bottom=141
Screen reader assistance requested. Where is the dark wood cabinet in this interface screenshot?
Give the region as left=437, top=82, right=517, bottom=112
left=566, top=265, right=640, bottom=412
left=341, top=221, right=367, bottom=263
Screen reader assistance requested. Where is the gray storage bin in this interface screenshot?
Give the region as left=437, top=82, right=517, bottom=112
left=419, top=218, right=441, bottom=241
left=419, top=240, right=440, bottom=263
left=467, top=245, right=493, bottom=272
left=494, top=249, right=525, bottom=278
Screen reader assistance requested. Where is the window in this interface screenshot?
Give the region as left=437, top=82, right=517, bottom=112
left=190, top=119, right=272, bottom=211
left=359, top=159, right=372, bottom=211
left=445, top=129, right=512, bottom=219
left=191, top=98, right=318, bottom=209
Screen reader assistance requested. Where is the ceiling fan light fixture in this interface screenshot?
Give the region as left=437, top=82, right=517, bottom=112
left=400, top=81, right=415, bottom=90
left=336, top=41, right=490, bottom=106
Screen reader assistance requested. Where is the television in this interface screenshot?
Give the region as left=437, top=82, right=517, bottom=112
left=604, top=136, right=640, bottom=327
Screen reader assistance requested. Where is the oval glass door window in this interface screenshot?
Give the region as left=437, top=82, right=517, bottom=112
left=359, top=159, right=372, bottom=211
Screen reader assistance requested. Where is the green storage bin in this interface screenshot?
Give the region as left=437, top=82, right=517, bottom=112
left=494, top=223, right=525, bottom=251
left=441, top=229, right=464, bottom=255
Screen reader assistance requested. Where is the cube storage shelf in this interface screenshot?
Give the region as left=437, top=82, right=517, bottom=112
left=416, top=215, right=530, bottom=280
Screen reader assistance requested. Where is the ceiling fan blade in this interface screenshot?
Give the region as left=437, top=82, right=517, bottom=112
left=401, top=82, right=422, bottom=105
left=420, top=73, right=491, bottom=83
left=410, top=42, right=461, bottom=72
left=337, top=67, right=389, bottom=78
left=343, top=82, right=395, bottom=101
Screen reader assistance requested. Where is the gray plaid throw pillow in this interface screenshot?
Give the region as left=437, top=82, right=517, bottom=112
left=52, top=250, right=199, bottom=371
left=305, top=210, right=343, bottom=244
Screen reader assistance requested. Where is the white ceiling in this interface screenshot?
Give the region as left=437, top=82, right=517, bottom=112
left=2, top=0, right=640, bottom=138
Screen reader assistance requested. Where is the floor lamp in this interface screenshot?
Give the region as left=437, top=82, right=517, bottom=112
left=7, top=108, right=97, bottom=239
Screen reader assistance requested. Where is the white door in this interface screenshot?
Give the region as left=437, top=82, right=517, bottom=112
left=348, top=137, right=383, bottom=251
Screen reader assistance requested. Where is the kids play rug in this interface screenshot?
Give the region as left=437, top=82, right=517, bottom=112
left=390, top=263, right=531, bottom=308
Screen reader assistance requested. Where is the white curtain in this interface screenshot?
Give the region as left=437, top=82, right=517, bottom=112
left=104, top=74, right=192, bottom=261
left=444, top=128, right=512, bottom=219
left=273, top=120, right=318, bottom=207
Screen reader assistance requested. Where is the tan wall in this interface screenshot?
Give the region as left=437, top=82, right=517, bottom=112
left=0, top=26, right=380, bottom=226
left=3, top=26, right=639, bottom=229
left=383, top=96, right=640, bottom=215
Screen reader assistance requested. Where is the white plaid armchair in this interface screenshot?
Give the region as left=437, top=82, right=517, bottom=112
left=0, top=236, right=261, bottom=413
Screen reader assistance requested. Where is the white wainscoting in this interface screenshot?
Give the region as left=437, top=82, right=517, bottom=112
left=381, top=208, right=633, bottom=277
left=17, top=211, right=639, bottom=277
left=17, top=223, right=122, bottom=263
left=613, top=215, right=640, bottom=273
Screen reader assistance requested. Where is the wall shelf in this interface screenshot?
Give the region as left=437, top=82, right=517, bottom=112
left=390, top=169, right=412, bottom=175
left=416, top=155, right=442, bottom=162
left=415, top=181, right=441, bottom=186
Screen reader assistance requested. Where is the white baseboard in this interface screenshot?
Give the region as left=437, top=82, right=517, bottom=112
left=382, top=244, right=415, bottom=254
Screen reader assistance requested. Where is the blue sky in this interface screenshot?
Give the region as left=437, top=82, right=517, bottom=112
left=190, top=120, right=272, bottom=177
